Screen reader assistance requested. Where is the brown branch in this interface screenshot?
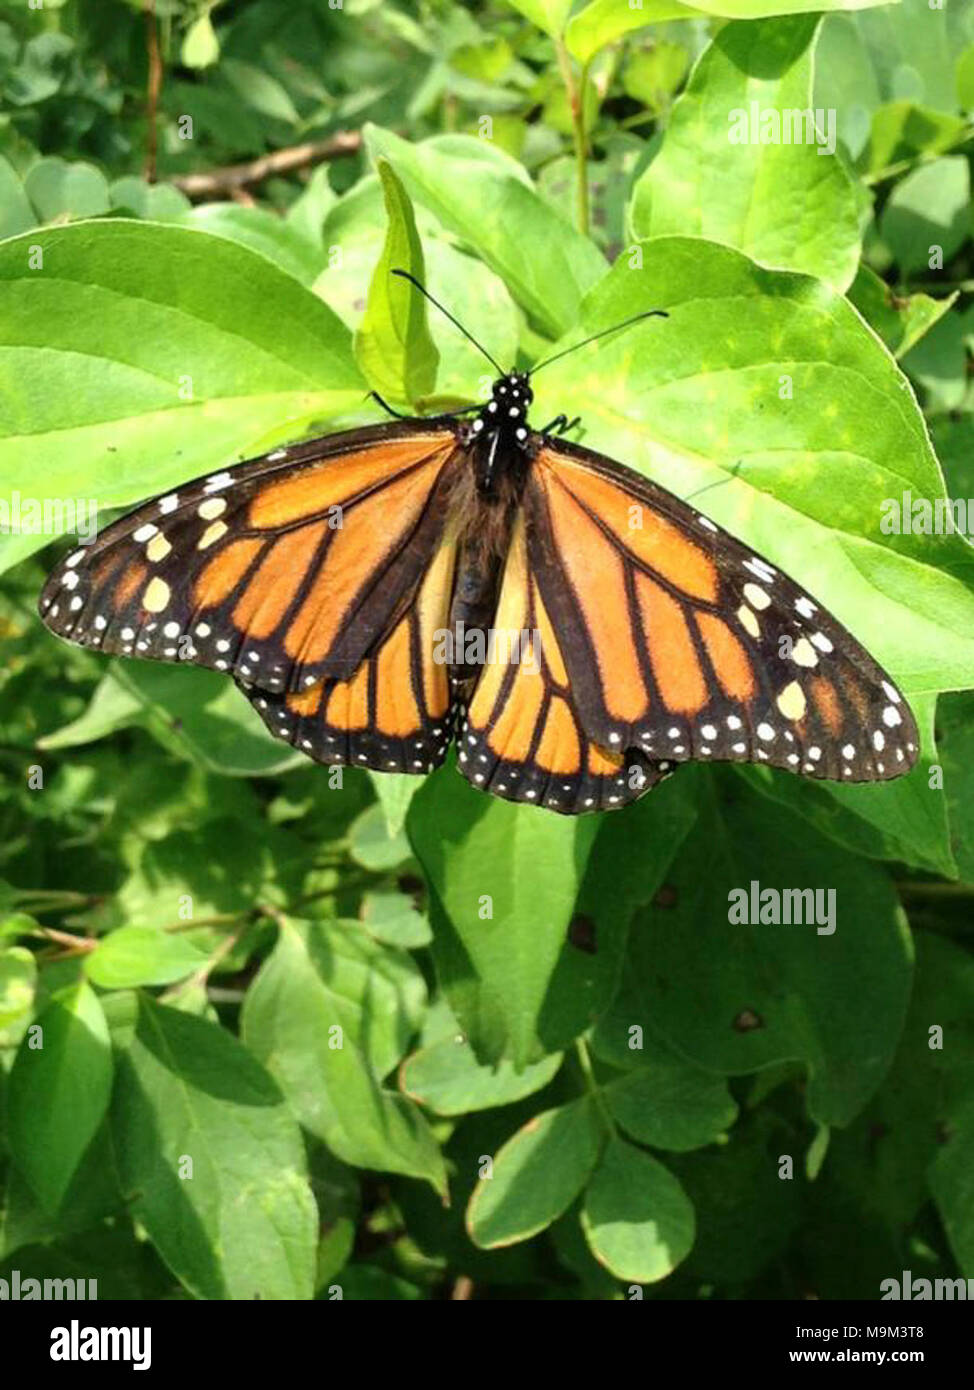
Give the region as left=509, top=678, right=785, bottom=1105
left=169, top=132, right=362, bottom=200
left=144, top=0, right=163, bottom=183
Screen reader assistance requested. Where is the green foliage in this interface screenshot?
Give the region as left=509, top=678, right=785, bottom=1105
left=1, top=0, right=972, bottom=1303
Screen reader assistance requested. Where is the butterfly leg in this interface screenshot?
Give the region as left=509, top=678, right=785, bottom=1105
left=539, top=414, right=581, bottom=438
left=370, top=391, right=484, bottom=422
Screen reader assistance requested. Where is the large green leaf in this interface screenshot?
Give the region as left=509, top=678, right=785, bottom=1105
left=621, top=778, right=913, bottom=1126
left=241, top=918, right=446, bottom=1194
left=7, top=982, right=113, bottom=1213
left=109, top=993, right=317, bottom=1300
left=364, top=126, right=606, bottom=338
left=407, top=762, right=602, bottom=1067
left=566, top=0, right=896, bottom=65
left=0, top=220, right=365, bottom=575
left=630, top=17, right=860, bottom=291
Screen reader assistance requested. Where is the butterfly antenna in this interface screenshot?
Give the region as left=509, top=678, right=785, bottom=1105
left=530, top=309, right=668, bottom=376
left=391, top=268, right=506, bottom=377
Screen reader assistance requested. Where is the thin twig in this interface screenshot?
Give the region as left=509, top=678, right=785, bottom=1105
left=39, top=926, right=97, bottom=954
left=169, top=132, right=362, bottom=200
left=144, top=0, right=162, bottom=183
left=555, top=39, right=589, bottom=237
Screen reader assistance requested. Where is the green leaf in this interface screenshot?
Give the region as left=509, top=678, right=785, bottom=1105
left=858, top=103, right=969, bottom=179
left=848, top=264, right=957, bottom=360
left=355, top=159, right=438, bottom=406
left=667, top=1108, right=802, bottom=1282
left=622, top=42, right=690, bottom=114
left=0, top=220, right=364, bottom=575
left=109, top=177, right=190, bottom=221
left=359, top=890, right=432, bottom=949
left=401, top=1030, right=562, bottom=1115
left=181, top=12, right=220, bottom=69
left=505, top=0, right=573, bottom=39
left=40, top=664, right=305, bottom=778
left=408, top=764, right=601, bottom=1067
left=466, top=1099, right=604, bottom=1247
left=902, top=310, right=968, bottom=414
left=937, top=691, right=974, bottom=882
left=367, top=772, right=423, bottom=839
left=567, top=0, right=704, bottom=65
left=566, top=0, right=895, bottom=65
left=630, top=17, right=860, bottom=291
left=602, top=1043, right=739, bottom=1152
left=241, top=919, right=446, bottom=1194
left=0, top=155, right=35, bottom=240
left=737, top=696, right=953, bottom=878
left=957, top=43, right=974, bottom=110
left=7, top=982, right=112, bottom=1213
left=349, top=803, right=414, bottom=872
left=880, top=155, right=970, bottom=274
left=365, top=125, right=606, bottom=337
left=220, top=58, right=300, bottom=125
left=581, top=1138, right=695, bottom=1283
left=827, top=934, right=974, bottom=1270
left=37, top=670, right=145, bottom=749
left=84, top=927, right=210, bottom=989
left=109, top=993, right=317, bottom=1300
left=0, top=946, right=37, bottom=1048
left=179, top=204, right=325, bottom=286
left=23, top=158, right=110, bottom=222
left=619, top=778, right=913, bottom=1127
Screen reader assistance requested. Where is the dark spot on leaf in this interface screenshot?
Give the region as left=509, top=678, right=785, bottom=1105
left=567, top=913, right=597, bottom=953
left=733, top=1008, right=763, bottom=1032
left=936, top=1119, right=953, bottom=1144
left=653, top=883, right=678, bottom=908
left=397, top=872, right=423, bottom=896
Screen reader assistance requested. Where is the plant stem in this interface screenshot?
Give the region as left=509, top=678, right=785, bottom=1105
left=144, top=0, right=162, bottom=183
left=555, top=38, right=589, bottom=237
left=574, top=1037, right=616, bottom=1137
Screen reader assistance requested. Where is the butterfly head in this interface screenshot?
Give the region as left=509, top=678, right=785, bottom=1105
left=466, top=372, right=535, bottom=499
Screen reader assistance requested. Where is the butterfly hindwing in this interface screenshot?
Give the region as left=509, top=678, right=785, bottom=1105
left=39, top=424, right=460, bottom=695
left=524, top=439, right=918, bottom=783
left=239, top=536, right=458, bottom=775
left=457, top=514, right=670, bottom=813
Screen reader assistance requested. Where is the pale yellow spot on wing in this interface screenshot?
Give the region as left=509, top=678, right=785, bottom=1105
left=743, top=582, right=770, bottom=611
left=198, top=520, right=228, bottom=550
left=146, top=533, right=172, bottom=563
left=792, top=637, right=819, bottom=668
left=143, top=577, right=170, bottom=612
left=777, top=681, right=806, bottom=720
left=198, top=497, right=227, bottom=520
left=737, top=604, right=760, bottom=639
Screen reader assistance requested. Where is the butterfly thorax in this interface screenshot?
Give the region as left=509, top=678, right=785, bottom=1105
left=461, top=371, right=534, bottom=499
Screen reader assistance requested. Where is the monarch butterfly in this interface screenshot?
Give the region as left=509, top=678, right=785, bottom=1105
left=39, top=272, right=918, bottom=814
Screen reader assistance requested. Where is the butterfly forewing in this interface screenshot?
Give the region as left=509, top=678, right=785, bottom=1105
left=39, top=424, right=460, bottom=695
left=523, top=439, right=919, bottom=784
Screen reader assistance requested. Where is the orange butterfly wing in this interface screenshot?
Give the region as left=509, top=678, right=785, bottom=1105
left=457, top=514, right=667, bottom=812
left=521, top=439, right=919, bottom=784
left=239, top=535, right=457, bottom=774
left=39, top=424, right=461, bottom=694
